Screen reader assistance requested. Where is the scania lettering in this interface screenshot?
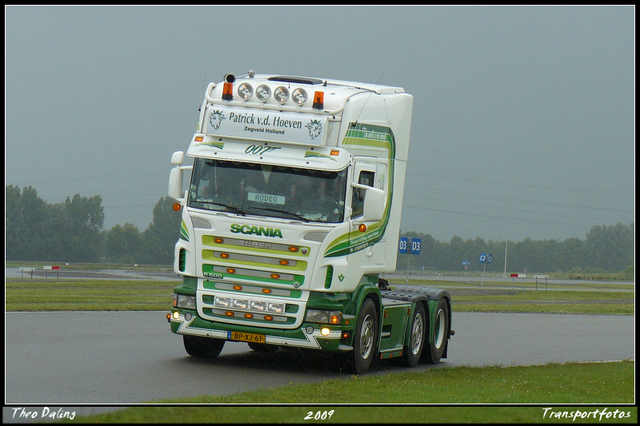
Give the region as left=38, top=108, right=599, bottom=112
left=167, top=71, right=453, bottom=373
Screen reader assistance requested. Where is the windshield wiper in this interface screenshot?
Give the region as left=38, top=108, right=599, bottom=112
left=250, top=207, right=310, bottom=222
left=201, top=201, right=246, bottom=216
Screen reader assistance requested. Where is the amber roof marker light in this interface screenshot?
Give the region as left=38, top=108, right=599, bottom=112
left=222, top=74, right=235, bottom=101
left=312, top=91, right=324, bottom=110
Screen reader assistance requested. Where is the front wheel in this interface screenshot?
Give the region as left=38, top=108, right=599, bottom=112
left=402, top=303, right=426, bottom=367
left=349, top=298, right=379, bottom=374
left=183, top=335, right=225, bottom=358
left=421, top=298, right=449, bottom=364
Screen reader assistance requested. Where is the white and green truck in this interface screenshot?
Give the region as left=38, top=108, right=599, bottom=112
left=167, top=71, right=452, bottom=373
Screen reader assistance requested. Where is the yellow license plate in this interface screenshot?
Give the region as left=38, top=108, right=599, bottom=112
left=228, top=331, right=266, bottom=344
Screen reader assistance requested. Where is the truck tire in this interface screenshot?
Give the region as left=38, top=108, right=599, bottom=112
left=421, top=298, right=449, bottom=364
left=183, top=335, right=225, bottom=358
left=402, top=302, right=426, bottom=367
left=248, top=342, right=279, bottom=353
left=350, top=298, right=378, bottom=374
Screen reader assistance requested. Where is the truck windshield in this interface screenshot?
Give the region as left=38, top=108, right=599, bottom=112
left=188, top=158, right=347, bottom=223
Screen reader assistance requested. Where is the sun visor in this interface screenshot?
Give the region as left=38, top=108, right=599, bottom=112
left=203, top=105, right=330, bottom=147
left=187, top=134, right=350, bottom=172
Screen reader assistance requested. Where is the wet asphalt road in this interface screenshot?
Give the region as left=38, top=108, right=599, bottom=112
left=5, top=310, right=634, bottom=405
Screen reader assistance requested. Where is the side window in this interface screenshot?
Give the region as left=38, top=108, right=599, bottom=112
left=351, top=171, right=375, bottom=218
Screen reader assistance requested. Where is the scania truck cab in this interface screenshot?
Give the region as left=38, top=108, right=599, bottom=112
left=167, top=71, right=452, bottom=373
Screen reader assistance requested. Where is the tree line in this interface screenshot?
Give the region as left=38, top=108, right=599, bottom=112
left=6, top=185, right=181, bottom=265
left=398, top=222, right=634, bottom=274
left=5, top=185, right=634, bottom=274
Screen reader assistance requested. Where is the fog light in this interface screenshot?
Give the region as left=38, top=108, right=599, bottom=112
left=320, top=327, right=331, bottom=336
left=256, top=84, right=271, bottom=102
left=172, top=311, right=180, bottom=319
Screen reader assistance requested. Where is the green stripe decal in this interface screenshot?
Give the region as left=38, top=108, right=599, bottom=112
left=324, top=123, right=396, bottom=258
left=180, top=220, right=190, bottom=242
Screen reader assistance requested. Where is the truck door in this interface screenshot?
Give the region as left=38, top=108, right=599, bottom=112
left=349, top=157, right=388, bottom=266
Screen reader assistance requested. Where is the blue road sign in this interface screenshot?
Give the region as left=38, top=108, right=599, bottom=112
left=399, top=237, right=408, bottom=254
left=410, top=238, right=421, bottom=255
left=487, top=254, right=493, bottom=264
left=479, top=253, right=487, bottom=263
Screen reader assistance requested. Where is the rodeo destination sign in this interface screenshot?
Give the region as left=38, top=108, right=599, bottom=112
left=204, top=105, right=328, bottom=146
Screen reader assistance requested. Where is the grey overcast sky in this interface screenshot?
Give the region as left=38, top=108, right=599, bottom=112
left=5, top=5, right=635, bottom=243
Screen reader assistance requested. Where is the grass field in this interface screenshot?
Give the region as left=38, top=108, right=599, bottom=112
left=58, top=361, right=635, bottom=423
left=5, top=277, right=634, bottom=315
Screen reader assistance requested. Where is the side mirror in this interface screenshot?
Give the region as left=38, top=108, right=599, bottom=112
left=171, top=151, right=185, bottom=166
left=362, top=187, right=386, bottom=222
left=168, top=151, right=185, bottom=200
left=168, top=168, right=184, bottom=200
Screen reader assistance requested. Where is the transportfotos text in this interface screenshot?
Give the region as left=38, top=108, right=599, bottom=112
left=542, top=407, right=631, bottom=421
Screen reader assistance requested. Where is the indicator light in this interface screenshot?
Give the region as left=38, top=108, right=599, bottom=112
left=330, top=150, right=340, bottom=156
left=279, top=260, right=289, bottom=266
left=262, top=288, right=272, bottom=294
left=227, top=268, right=236, bottom=274
left=271, top=273, right=280, bottom=279
left=214, top=238, right=224, bottom=244
left=289, top=246, right=299, bottom=252
left=220, top=253, right=230, bottom=259
left=358, top=224, right=367, bottom=232
left=233, top=285, right=242, bottom=291
left=244, top=313, right=254, bottom=319
left=225, top=311, right=234, bottom=317
left=265, top=315, right=273, bottom=321
left=172, top=203, right=181, bottom=211
left=194, top=136, right=204, bottom=142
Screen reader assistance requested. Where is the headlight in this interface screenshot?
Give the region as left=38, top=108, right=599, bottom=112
left=214, top=296, right=232, bottom=308
left=233, top=299, right=249, bottom=309
left=250, top=301, right=267, bottom=311
left=176, top=294, right=196, bottom=309
left=268, top=302, right=285, bottom=313
left=306, top=309, right=342, bottom=324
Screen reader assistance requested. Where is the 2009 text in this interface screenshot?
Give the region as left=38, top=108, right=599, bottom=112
left=304, top=410, right=334, bottom=421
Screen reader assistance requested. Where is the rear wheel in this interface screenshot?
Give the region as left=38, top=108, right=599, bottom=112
left=402, top=303, right=426, bottom=367
left=421, top=298, right=449, bottom=364
left=183, top=335, right=225, bottom=358
left=350, top=298, right=378, bottom=374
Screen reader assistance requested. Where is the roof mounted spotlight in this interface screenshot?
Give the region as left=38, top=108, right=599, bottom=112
left=222, top=74, right=235, bottom=101
left=248, top=70, right=256, bottom=78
